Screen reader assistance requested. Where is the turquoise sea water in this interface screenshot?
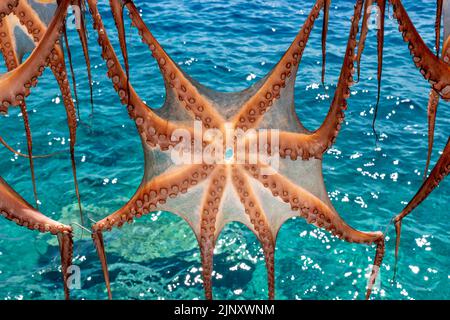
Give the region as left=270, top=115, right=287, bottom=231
left=0, top=0, right=449, bottom=300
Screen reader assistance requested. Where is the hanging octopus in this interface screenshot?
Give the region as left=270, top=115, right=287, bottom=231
left=0, top=0, right=74, bottom=299
left=353, top=0, right=450, bottom=268
left=0, top=0, right=448, bottom=301
left=356, top=0, right=449, bottom=166
left=85, top=0, right=385, bottom=300
left=0, top=0, right=93, bottom=223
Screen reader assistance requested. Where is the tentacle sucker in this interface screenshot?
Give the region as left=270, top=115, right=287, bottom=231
left=122, top=0, right=226, bottom=130
left=232, top=0, right=325, bottom=132
left=313, top=0, right=364, bottom=155
left=86, top=0, right=196, bottom=153
left=0, top=0, right=71, bottom=106
left=199, top=166, right=227, bottom=300
left=0, top=0, right=18, bottom=20
left=231, top=166, right=276, bottom=300
left=390, top=0, right=450, bottom=100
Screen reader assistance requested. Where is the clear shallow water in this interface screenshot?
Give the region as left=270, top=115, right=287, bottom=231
left=0, top=0, right=449, bottom=300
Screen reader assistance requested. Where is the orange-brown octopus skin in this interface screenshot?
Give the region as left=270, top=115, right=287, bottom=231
left=9, top=0, right=84, bottom=225
left=436, top=0, right=443, bottom=57
left=109, top=0, right=129, bottom=81
left=232, top=0, right=325, bottom=133
left=86, top=0, right=385, bottom=300
left=390, top=0, right=450, bottom=100
left=0, top=176, right=73, bottom=299
left=0, top=135, right=62, bottom=159
left=200, top=166, right=228, bottom=300
left=73, top=0, right=95, bottom=114
left=393, top=138, right=450, bottom=266
left=122, top=0, right=226, bottom=131
left=0, top=0, right=71, bottom=109
left=231, top=165, right=276, bottom=300
left=0, top=15, right=39, bottom=207
left=423, top=36, right=450, bottom=179
left=86, top=0, right=196, bottom=154
left=0, top=0, right=18, bottom=20
left=354, top=0, right=385, bottom=139
left=321, top=0, right=330, bottom=86
left=424, top=89, right=440, bottom=179
left=355, top=0, right=374, bottom=82
left=373, top=0, right=386, bottom=141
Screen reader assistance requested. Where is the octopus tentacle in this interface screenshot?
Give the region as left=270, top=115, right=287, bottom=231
left=309, top=0, right=363, bottom=157
left=0, top=17, right=39, bottom=207
left=372, top=0, right=386, bottom=141
left=109, top=0, right=128, bottom=77
left=424, top=89, right=439, bottom=179
left=244, top=163, right=382, bottom=245
left=58, top=231, right=74, bottom=300
left=393, top=218, right=401, bottom=280
left=423, top=37, right=450, bottom=178
left=366, top=237, right=385, bottom=299
left=20, top=103, right=39, bottom=207
left=0, top=135, right=63, bottom=159
left=241, top=130, right=319, bottom=161
left=436, top=0, right=443, bottom=57
left=356, top=0, right=374, bottom=82
left=92, top=164, right=216, bottom=232
left=393, top=138, right=450, bottom=267
left=63, top=0, right=94, bottom=115
left=231, top=166, right=276, bottom=300
left=12, top=0, right=83, bottom=225
left=91, top=163, right=216, bottom=298
left=86, top=0, right=192, bottom=152
left=0, top=0, right=18, bottom=20
left=0, top=0, right=71, bottom=109
left=109, top=0, right=131, bottom=111
left=0, top=176, right=73, bottom=299
left=92, top=230, right=112, bottom=299
left=0, top=177, right=72, bottom=234
left=75, top=1, right=95, bottom=115
left=233, top=0, right=324, bottom=131
left=390, top=0, right=450, bottom=100
left=321, top=0, right=330, bottom=86
left=199, top=166, right=227, bottom=300
left=121, top=0, right=225, bottom=129
left=62, top=22, right=80, bottom=120
left=243, top=162, right=383, bottom=299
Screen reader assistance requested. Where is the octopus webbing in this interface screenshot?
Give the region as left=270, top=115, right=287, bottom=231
left=86, top=0, right=385, bottom=300
left=0, top=0, right=448, bottom=300
left=0, top=0, right=84, bottom=224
